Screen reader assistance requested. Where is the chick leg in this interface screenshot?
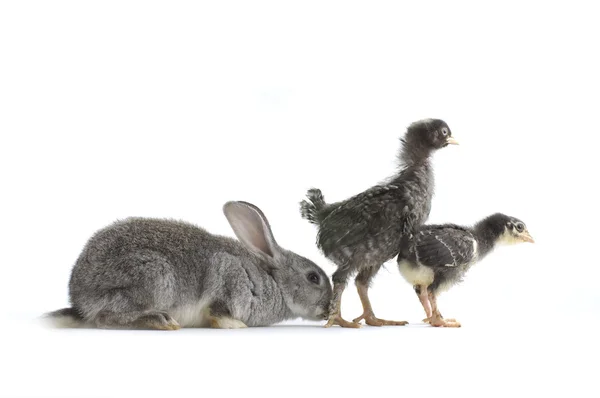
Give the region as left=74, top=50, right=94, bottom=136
left=324, top=282, right=360, bottom=328
left=422, top=291, right=456, bottom=323
left=428, top=293, right=461, bottom=328
left=352, top=266, right=408, bottom=326
left=415, top=285, right=433, bottom=320
left=429, top=291, right=457, bottom=322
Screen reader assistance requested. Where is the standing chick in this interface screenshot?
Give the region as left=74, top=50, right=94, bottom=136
left=300, top=119, right=458, bottom=327
left=398, top=213, right=534, bottom=327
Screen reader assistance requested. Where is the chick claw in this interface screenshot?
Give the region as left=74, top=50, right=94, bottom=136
left=353, top=312, right=408, bottom=327
left=324, top=315, right=361, bottom=328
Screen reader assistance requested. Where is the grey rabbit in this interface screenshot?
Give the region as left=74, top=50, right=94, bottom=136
left=46, top=201, right=332, bottom=329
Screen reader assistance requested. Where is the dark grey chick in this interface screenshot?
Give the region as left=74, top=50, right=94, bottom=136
left=398, top=213, right=534, bottom=327
left=300, top=119, right=458, bottom=328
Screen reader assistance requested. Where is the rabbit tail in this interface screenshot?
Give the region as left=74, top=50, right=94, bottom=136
left=300, top=188, right=327, bottom=225
left=44, top=307, right=86, bottom=328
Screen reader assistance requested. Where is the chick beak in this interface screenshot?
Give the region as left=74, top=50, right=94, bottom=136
left=520, top=230, right=535, bottom=243
left=446, top=137, right=459, bottom=145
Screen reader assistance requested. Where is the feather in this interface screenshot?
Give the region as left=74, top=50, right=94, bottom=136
left=300, top=118, right=454, bottom=284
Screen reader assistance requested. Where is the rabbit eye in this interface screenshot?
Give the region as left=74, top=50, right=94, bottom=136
left=307, top=272, right=320, bottom=285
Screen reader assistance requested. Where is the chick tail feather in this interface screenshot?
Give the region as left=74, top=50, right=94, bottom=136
left=43, top=307, right=86, bottom=328
left=300, top=188, right=327, bottom=225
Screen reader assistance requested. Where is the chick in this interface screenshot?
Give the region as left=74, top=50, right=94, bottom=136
left=398, top=213, right=534, bottom=327
left=300, top=119, right=458, bottom=328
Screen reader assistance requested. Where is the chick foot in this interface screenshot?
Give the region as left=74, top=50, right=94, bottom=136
left=429, top=317, right=461, bottom=328
left=423, top=317, right=456, bottom=324
left=353, top=311, right=408, bottom=327
left=325, top=282, right=360, bottom=328
left=325, top=314, right=361, bottom=328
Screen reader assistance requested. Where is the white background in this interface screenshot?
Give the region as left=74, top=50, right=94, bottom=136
left=1, top=1, right=598, bottom=397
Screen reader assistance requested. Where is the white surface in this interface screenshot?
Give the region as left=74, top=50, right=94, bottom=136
left=1, top=1, right=599, bottom=397
left=3, top=318, right=598, bottom=398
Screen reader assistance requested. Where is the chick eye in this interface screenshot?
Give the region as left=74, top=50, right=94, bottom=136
left=307, top=272, right=320, bottom=285
left=440, top=128, right=449, bottom=136
left=516, top=223, right=525, bottom=232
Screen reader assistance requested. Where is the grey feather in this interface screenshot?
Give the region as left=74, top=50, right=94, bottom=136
left=415, top=226, right=475, bottom=268
left=398, top=213, right=531, bottom=294
left=300, top=188, right=327, bottom=225
left=300, top=119, right=455, bottom=285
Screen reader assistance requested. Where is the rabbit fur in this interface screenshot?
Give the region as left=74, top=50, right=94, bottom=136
left=46, top=201, right=332, bottom=330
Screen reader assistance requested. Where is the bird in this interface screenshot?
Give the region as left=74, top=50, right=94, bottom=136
left=397, top=213, right=534, bottom=327
left=300, top=119, right=458, bottom=328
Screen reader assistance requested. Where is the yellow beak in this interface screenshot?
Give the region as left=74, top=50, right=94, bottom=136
left=446, top=137, right=459, bottom=145
left=520, top=230, right=535, bottom=243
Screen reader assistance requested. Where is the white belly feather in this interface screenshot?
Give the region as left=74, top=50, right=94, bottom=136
left=398, top=259, right=434, bottom=286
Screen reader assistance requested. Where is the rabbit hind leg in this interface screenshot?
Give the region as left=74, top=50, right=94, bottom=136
left=95, top=309, right=180, bottom=330
left=76, top=252, right=180, bottom=330
left=87, top=285, right=180, bottom=330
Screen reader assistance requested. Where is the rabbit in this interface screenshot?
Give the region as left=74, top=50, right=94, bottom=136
left=45, top=201, right=333, bottom=329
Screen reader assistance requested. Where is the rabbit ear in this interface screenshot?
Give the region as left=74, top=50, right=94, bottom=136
left=223, top=201, right=280, bottom=258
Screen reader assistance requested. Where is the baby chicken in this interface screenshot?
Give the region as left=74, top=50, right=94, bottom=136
left=397, top=213, right=534, bottom=327
left=301, top=119, right=458, bottom=328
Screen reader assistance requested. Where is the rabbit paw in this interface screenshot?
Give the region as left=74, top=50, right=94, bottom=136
left=210, top=317, right=248, bottom=329
left=136, top=311, right=181, bottom=331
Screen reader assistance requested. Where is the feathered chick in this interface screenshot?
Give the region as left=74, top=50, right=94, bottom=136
left=300, top=119, right=458, bottom=328
left=398, top=213, right=534, bottom=327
